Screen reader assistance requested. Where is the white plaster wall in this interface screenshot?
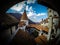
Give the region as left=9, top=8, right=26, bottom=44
left=48, top=8, right=54, bottom=17
left=43, top=33, right=48, bottom=37
left=21, top=20, right=29, bottom=26
left=48, top=17, right=53, bottom=28
left=56, top=28, right=60, bottom=38
left=53, top=18, right=59, bottom=26
left=38, top=30, right=43, bottom=36
left=18, top=25, right=26, bottom=31
left=41, top=23, right=45, bottom=25
left=54, top=11, right=59, bottom=17
left=41, top=23, right=48, bottom=27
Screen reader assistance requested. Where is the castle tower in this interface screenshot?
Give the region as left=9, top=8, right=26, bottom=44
left=47, top=8, right=59, bottom=40
left=18, top=10, right=29, bottom=31
left=47, top=8, right=53, bottom=40
left=20, top=10, right=29, bottom=26
left=18, top=1, right=29, bottom=31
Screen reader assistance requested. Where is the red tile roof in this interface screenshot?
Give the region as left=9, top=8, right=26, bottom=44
left=18, top=10, right=28, bottom=27
left=35, top=35, right=47, bottom=45
left=18, top=21, right=26, bottom=27
left=20, top=10, right=28, bottom=20
left=28, top=24, right=49, bottom=32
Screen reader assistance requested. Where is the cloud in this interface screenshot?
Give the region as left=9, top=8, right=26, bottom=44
left=27, top=11, right=36, bottom=17
left=26, top=6, right=33, bottom=12
left=39, top=20, right=42, bottom=22
left=20, top=11, right=23, bottom=14
left=29, top=6, right=32, bottom=10
left=36, top=13, right=47, bottom=16
left=33, top=16, right=36, bottom=19
left=27, top=6, right=47, bottom=22
left=27, top=11, right=34, bottom=17
left=29, top=6, right=34, bottom=12
left=26, top=5, right=29, bottom=11
left=11, top=1, right=25, bottom=11
left=27, top=10, right=36, bottom=17
left=27, top=5, right=47, bottom=18
left=27, top=0, right=36, bottom=4
left=26, top=6, right=36, bottom=17
left=27, top=6, right=47, bottom=18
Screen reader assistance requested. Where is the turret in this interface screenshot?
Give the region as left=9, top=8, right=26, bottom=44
left=18, top=10, right=29, bottom=31
left=20, top=10, right=29, bottom=26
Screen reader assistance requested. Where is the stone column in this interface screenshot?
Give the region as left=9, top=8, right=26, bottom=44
left=47, top=17, right=53, bottom=40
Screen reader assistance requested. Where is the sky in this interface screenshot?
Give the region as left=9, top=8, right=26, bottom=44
left=6, top=0, right=48, bottom=23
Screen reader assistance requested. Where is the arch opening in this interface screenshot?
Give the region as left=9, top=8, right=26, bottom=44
left=5, top=0, right=60, bottom=45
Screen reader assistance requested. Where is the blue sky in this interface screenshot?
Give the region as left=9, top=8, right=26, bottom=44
left=6, top=0, right=48, bottom=22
